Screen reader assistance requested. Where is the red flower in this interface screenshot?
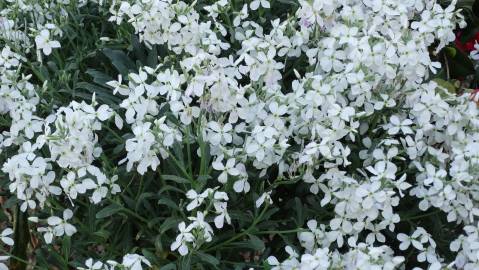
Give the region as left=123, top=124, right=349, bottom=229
left=465, top=41, right=476, bottom=52
left=455, top=31, right=479, bottom=53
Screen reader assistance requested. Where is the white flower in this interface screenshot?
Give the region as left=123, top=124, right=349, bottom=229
left=207, top=122, right=233, bottom=146
left=0, top=228, right=13, bottom=246
left=171, top=222, right=195, bottom=256
left=397, top=229, right=425, bottom=251
left=38, top=226, right=55, bottom=244
left=233, top=178, right=250, bottom=193
left=188, top=212, right=214, bottom=242
left=77, top=258, right=104, bottom=270
left=213, top=201, right=231, bottom=229
left=366, top=161, right=397, bottom=181
left=35, top=29, right=61, bottom=55
left=47, top=209, right=77, bottom=237
left=107, top=75, right=129, bottom=95
left=424, top=163, right=447, bottom=188
left=0, top=256, right=8, bottom=270
left=256, top=191, right=272, bottom=208
left=96, top=104, right=113, bottom=121
left=170, top=100, right=200, bottom=125
left=212, top=157, right=240, bottom=183
left=388, top=115, right=413, bottom=135
left=250, top=0, right=270, bottom=10
left=121, top=254, right=151, bottom=270
left=265, top=102, right=288, bottom=129
left=60, top=171, right=92, bottom=201
left=185, top=189, right=209, bottom=211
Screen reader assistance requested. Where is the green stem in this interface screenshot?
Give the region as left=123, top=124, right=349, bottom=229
left=198, top=124, right=208, bottom=177
left=104, top=125, right=123, bottom=142
left=186, top=126, right=193, bottom=176
left=166, top=150, right=194, bottom=182
left=11, top=206, right=29, bottom=270
left=402, top=210, right=441, bottom=221
left=256, top=228, right=307, bottom=235
left=136, top=175, right=144, bottom=201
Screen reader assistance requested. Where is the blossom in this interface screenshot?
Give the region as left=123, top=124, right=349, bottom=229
left=47, top=209, right=77, bottom=238
left=77, top=258, right=104, bottom=270
left=121, top=254, right=151, bottom=270
left=397, top=230, right=425, bottom=251
left=0, top=256, right=9, bottom=270
left=207, top=122, right=233, bottom=146
left=256, top=191, right=272, bottom=208
left=0, top=228, right=13, bottom=246
left=170, top=222, right=195, bottom=256
left=212, top=157, right=240, bottom=183
left=38, top=226, right=55, bottom=244
left=185, top=189, right=209, bottom=211
left=250, top=0, right=270, bottom=10
left=213, top=201, right=231, bottom=228
left=387, top=115, right=413, bottom=135
left=34, top=29, right=60, bottom=55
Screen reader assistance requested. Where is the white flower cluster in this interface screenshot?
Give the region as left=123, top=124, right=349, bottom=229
left=0, top=0, right=71, bottom=57
left=0, top=227, right=13, bottom=269
left=44, top=95, right=121, bottom=203
left=2, top=96, right=120, bottom=212
left=0, top=0, right=122, bottom=224
left=77, top=254, right=151, bottom=270
left=450, top=223, right=479, bottom=269
left=171, top=187, right=231, bottom=255
left=268, top=243, right=404, bottom=270
left=0, top=46, right=42, bottom=146
left=405, top=88, right=479, bottom=224
left=105, top=0, right=479, bottom=268
left=0, top=1, right=147, bottom=267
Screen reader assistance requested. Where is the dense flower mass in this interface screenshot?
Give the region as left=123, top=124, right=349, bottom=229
left=1, top=0, right=479, bottom=269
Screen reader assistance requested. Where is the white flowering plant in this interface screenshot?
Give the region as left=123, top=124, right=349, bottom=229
left=1, top=0, right=479, bottom=269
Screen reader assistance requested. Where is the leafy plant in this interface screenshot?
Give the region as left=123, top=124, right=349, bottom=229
left=0, top=1, right=478, bottom=270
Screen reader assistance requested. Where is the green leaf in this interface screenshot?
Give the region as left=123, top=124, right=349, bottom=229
left=159, top=217, right=182, bottom=233
left=102, top=48, right=136, bottom=77
left=195, top=251, right=220, bottom=266
left=62, top=236, right=71, bottom=261
left=141, top=249, right=158, bottom=265
left=96, top=204, right=122, bottom=219
left=30, top=64, right=49, bottom=82
left=157, top=198, right=181, bottom=211
left=93, top=229, right=111, bottom=239
left=294, top=197, right=304, bottom=226
left=180, top=254, right=192, bottom=270
left=132, top=35, right=147, bottom=64
left=86, top=69, right=114, bottom=85
left=159, top=263, right=177, bottom=270
left=147, top=45, right=159, bottom=67
left=4, top=196, right=18, bottom=209
left=162, top=174, right=190, bottom=184
left=433, top=78, right=457, bottom=94
left=247, top=234, right=265, bottom=251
